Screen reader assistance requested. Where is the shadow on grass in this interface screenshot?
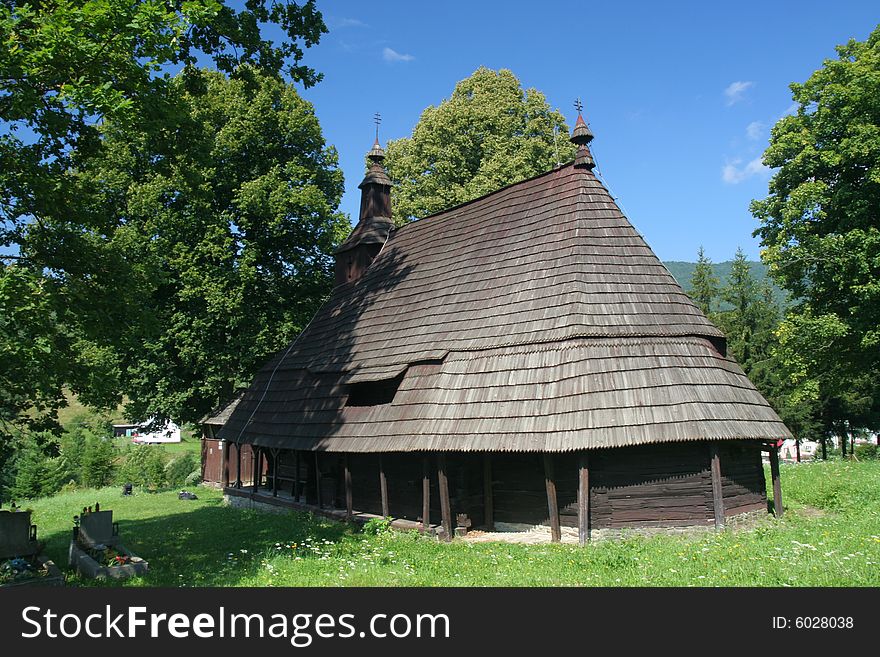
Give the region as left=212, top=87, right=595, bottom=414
left=37, top=501, right=355, bottom=587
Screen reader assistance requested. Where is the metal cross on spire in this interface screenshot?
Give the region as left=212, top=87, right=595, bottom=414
left=574, top=98, right=583, bottom=115
left=373, top=112, right=382, bottom=140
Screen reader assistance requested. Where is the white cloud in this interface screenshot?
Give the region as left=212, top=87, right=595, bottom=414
left=382, top=47, right=414, bottom=63
left=746, top=120, right=765, bottom=140
left=781, top=102, right=799, bottom=117
left=722, top=156, right=769, bottom=184
left=329, top=17, right=368, bottom=29
left=724, top=81, right=754, bottom=106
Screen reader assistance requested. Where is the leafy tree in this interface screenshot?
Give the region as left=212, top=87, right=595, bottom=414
left=27, top=68, right=348, bottom=423
left=1, top=0, right=329, bottom=438
left=751, top=25, right=880, bottom=445
left=80, top=435, right=116, bottom=488
left=1, top=0, right=327, bottom=245
left=0, top=264, right=72, bottom=441
left=689, top=246, right=720, bottom=316
left=384, top=67, right=576, bottom=223
left=117, top=445, right=167, bottom=489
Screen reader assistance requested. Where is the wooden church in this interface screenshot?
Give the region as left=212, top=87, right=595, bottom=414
left=216, top=110, right=791, bottom=543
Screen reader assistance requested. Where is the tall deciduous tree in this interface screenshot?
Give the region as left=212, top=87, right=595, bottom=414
left=751, top=25, right=880, bottom=442
left=384, top=67, right=576, bottom=224
left=0, top=1, right=330, bottom=437
left=1, top=0, right=327, bottom=246
left=29, top=68, right=349, bottom=424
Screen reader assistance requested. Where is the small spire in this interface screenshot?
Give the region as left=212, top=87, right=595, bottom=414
left=570, top=97, right=595, bottom=170
left=368, top=112, right=385, bottom=162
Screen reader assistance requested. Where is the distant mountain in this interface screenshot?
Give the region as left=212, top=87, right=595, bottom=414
left=663, top=260, right=789, bottom=309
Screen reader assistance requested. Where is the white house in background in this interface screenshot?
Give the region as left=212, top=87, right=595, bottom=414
left=780, top=438, right=818, bottom=462
left=762, top=438, right=819, bottom=463
left=113, top=419, right=181, bottom=444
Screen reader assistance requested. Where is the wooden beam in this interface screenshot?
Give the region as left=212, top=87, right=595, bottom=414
left=483, top=454, right=494, bottom=531
left=379, top=456, right=390, bottom=518
left=314, top=452, right=322, bottom=509
left=292, top=450, right=300, bottom=501
left=421, top=456, right=430, bottom=533
left=222, top=441, right=230, bottom=488
left=577, top=451, right=590, bottom=546
left=769, top=446, right=783, bottom=518
left=344, top=454, right=353, bottom=520
left=253, top=448, right=261, bottom=493
left=271, top=449, right=279, bottom=498
left=235, top=443, right=242, bottom=489
left=709, top=443, right=725, bottom=530
left=543, top=454, right=561, bottom=543
left=437, top=453, right=452, bottom=542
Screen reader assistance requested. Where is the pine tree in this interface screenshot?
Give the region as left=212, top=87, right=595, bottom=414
left=689, top=246, right=719, bottom=316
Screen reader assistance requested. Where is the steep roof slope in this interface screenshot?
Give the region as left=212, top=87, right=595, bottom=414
left=220, top=162, right=790, bottom=451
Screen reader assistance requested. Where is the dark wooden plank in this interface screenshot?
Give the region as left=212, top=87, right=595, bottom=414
left=544, top=454, right=561, bottom=543
left=710, top=442, right=725, bottom=530
left=422, top=456, right=430, bottom=533
left=222, top=441, right=230, bottom=488
left=483, top=454, right=494, bottom=531
left=578, top=451, right=590, bottom=545
left=293, top=450, right=300, bottom=500
left=437, top=453, right=452, bottom=541
left=235, top=443, right=242, bottom=489
left=272, top=448, right=279, bottom=497
left=769, top=446, right=783, bottom=518
left=344, top=454, right=353, bottom=520
left=379, top=455, right=390, bottom=518
left=315, top=452, right=323, bottom=509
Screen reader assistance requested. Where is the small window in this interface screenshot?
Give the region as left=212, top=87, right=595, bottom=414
left=346, top=373, right=404, bottom=407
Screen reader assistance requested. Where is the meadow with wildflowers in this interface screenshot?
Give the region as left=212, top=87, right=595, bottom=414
left=16, top=459, right=880, bottom=587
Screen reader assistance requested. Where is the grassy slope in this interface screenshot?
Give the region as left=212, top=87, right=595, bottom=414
left=17, top=460, right=880, bottom=587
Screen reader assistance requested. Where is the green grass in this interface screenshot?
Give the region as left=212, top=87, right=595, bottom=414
left=15, top=460, right=880, bottom=587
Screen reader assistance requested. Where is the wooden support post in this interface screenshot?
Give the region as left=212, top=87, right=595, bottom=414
left=769, top=446, right=783, bottom=518
left=544, top=454, right=561, bottom=543
left=709, top=443, right=725, bottom=530
left=253, top=448, right=261, bottom=493
left=271, top=449, right=279, bottom=497
left=235, top=443, right=242, bottom=489
left=483, top=454, right=494, bottom=531
left=379, top=456, right=390, bottom=518
left=344, top=454, right=353, bottom=520
left=437, top=453, right=452, bottom=542
left=577, top=451, right=590, bottom=546
left=292, top=450, right=300, bottom=501
left=314, top=452, right=322, bottom=509
left=421, top=456, right=431, bottom=533
left=222, top=441, right=230, bottom=488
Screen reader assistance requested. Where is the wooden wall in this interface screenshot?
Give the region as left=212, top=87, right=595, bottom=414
left=201, top=437, right=224, bottom=484
left=259, top=441, right=766, bottom=529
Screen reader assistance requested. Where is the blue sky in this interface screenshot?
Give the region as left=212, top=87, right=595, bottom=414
left=291, top=1, right=879, bottom=262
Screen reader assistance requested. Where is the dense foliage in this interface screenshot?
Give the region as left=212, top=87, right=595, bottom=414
left=0, top=2, right=337, bottom=441
left=384, top=67, right=576, bottom=224
left=37, top=68, right=348, bottom=423
left=751, top=25, right=880, bottom=443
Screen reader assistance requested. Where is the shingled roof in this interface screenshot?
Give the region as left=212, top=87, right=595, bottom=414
left=220, top=150, right=791, bottom=451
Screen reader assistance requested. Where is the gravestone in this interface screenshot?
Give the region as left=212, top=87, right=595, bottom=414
left=70, top=506, right=148, bottom=580
left=77, top=510, right=118, bottom=548
left=0, top=510, right=39, bottom=559
left=0, top=509, right=64, bottom=587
